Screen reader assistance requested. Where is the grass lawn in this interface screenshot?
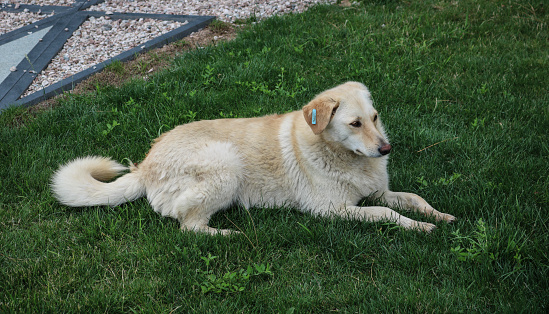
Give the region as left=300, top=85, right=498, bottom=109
left=1, top=0, right=548, bottom=312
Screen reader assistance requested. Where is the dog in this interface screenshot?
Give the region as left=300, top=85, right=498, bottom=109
left=52, top=82, right=455, bottom=234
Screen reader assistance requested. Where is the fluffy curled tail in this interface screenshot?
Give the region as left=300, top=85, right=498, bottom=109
left=51, top=156, right=145, bottom=207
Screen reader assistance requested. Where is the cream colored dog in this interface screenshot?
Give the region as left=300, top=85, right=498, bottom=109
left=52, top=82, right=455, bottom=234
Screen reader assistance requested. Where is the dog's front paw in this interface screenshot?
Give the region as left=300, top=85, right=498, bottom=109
left=430, top=209, right=456, bottom=223
left=410, top=221, right=437, bottom=233
left=419, top=222, right=437, bottom=233
left=439, top=213, right=456, bottom=223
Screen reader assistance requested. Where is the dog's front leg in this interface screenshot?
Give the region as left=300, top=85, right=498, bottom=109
left=335, top=205, right=437, bottom=232
left=381, top=191, right=456, bottom=223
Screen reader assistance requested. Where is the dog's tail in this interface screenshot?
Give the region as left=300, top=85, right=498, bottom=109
left=51, top=156, right=145, bottom=207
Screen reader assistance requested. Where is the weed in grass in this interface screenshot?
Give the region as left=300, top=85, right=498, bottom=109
left=471, top=117, right=486, bottom=129
left=219, top=111, right=238, bottom=118
left=202, top=64, right=216, bottom=87
left=122, top=97, right=141, bottom=115
left=236, top=80, right=271, bottom=95
left=436, top=172, right=462, bottom=186
left=451, top=219, right=495, bottom=263
left=161, top=91, right=173, bottom=102
left=416, top=172, right=462, bottom=189
left=102, top=120, right=120, bottom=136
left=197, top=253, right=273, bottom=294
left=252, top=107, right=262, bottom=115
left=274, top=67, right=308, bottom=98
left=416, top=176, right=429, bottom=189
left=184, top=90, right=198, bottom=98
left=477, top=83, right=489, bottom=95
left=450, top=219, right=526, bottom=280
left=236, top=67, right=307, bottom=98
left=181, top=110, right=197, bottom=122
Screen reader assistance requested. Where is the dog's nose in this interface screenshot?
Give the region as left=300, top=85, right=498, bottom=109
left=378, top=144, right=392, bottom=155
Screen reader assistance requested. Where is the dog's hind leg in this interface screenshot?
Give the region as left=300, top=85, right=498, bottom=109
left=148, top=183, right=239, bottom=235
left=175, top=184, right=240, bottom=236
left=175, top=144, right=244, bottom=235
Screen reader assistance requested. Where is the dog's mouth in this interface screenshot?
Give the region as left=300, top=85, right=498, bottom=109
left=354, top=145, right=392, bottom=157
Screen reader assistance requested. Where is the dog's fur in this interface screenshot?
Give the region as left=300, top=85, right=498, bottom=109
left=52, top=82, right=455, bottom=234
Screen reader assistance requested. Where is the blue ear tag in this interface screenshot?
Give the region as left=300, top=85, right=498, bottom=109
left=312, top=109, right=317, bottom=125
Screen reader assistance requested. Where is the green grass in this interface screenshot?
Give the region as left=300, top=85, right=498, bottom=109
left=1, top=0, right=548, bottom=311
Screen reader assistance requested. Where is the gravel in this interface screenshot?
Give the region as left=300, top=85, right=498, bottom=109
left=9, top=0, right=73, bottom=5
left=0, top=1, right=72, bottom=34
left=0, top=10, right=52, bottom=34
left=88, top=0, right=336, bottom=23
left=1, top=0, right=336, bottom=98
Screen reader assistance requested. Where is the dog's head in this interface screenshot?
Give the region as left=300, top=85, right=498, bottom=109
left=302, top=82, right=391, bottom=158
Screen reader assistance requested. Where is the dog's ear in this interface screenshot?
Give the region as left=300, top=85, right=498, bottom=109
left=302, top=97, right=339, bottom=135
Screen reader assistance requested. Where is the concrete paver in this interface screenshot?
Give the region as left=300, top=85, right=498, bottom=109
left=0, top=27, right=52, bottom=83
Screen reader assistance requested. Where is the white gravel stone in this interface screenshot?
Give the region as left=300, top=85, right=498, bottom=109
left=0, top=11, right=52, bottom=34
left=14, top=0, right=73, bottom=5
left=86, top=0, right=337, bottom=24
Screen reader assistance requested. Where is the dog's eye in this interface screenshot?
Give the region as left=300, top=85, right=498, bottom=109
left=350, top=121, right=362, bottom=128
left=373, top=114, right=378, bottom=122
